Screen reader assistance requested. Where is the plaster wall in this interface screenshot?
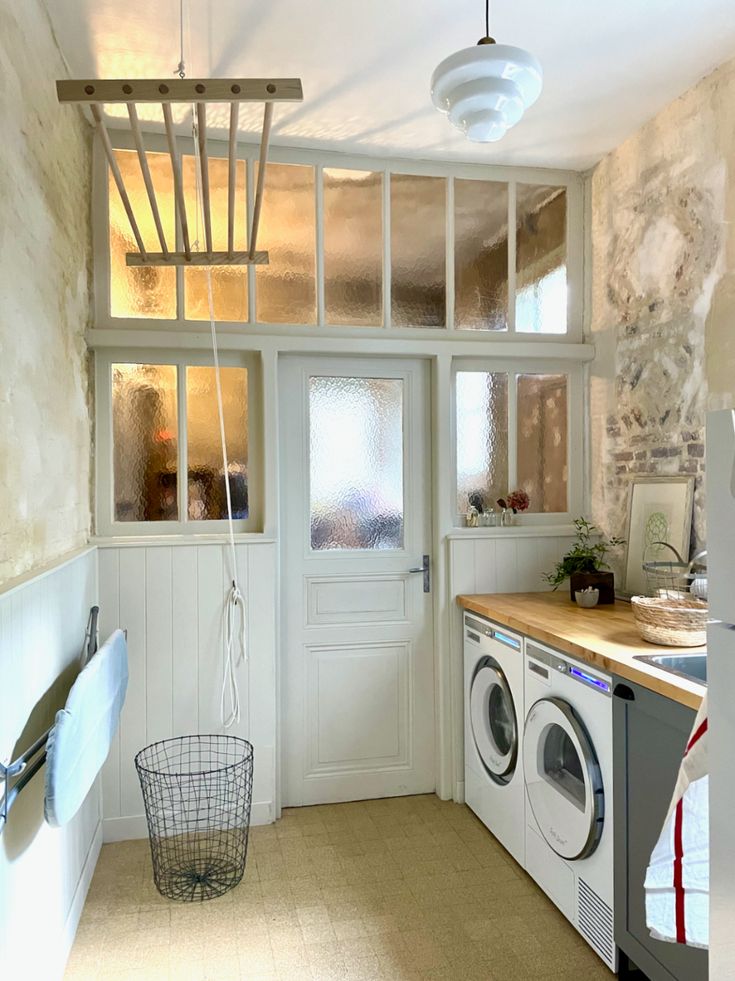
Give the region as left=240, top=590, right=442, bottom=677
left=588, top=56, right=735, bottom=561
left=0, top=0, right=93, bottom=585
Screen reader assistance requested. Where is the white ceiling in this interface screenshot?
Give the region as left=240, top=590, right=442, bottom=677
left=46, top=0, right=735, bottom=171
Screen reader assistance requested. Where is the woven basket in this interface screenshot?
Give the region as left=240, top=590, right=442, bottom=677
left=631, top=596, right=708, bottom=647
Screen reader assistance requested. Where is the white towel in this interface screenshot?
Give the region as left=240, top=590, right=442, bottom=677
left=644, top=694, right=709, bottom=949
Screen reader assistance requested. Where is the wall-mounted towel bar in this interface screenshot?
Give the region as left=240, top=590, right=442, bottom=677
left=0, top=606, right=106, bottom=835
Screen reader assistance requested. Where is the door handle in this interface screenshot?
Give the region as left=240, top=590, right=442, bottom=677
left=408, top=554, right=431, bottom=593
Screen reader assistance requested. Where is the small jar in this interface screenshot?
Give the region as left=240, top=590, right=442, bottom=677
left=484, top=509, right=497, bottom=527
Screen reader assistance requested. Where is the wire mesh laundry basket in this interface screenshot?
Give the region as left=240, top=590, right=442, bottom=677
left=135, top=734, right=253, bottom=902
left=642, top=542, right=707, bottom=599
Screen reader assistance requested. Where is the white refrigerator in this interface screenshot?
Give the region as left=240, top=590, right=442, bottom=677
left=706, top=408, right=735, bottom=979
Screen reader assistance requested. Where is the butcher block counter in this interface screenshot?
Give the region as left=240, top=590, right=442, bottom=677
left=457, top=591, right=705, bottom=710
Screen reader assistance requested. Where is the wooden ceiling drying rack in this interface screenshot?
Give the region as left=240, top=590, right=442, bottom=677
left=56, top=78, right=304, bottom=266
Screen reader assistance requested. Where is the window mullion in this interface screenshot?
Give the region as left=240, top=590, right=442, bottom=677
left=316, top=164, right=325, bottom=327
left=507, top=181, right=517, bottom=334
left=384, top=170, right=391, bottom=329
left=446, top=177, right=455, bottom=331
left=178, top=362, right=188, bottom=528
left=508, top=371, right=518, bottom=491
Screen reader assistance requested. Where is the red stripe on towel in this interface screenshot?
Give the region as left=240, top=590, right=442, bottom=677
left=685, top=718, right=708, bottom=756
left=674, top=797, right=686, bottom=944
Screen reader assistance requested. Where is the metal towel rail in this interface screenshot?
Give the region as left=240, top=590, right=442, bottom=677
left=0, top=605, right=101, bottom=835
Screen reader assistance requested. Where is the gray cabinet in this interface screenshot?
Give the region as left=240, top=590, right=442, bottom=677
left=613, top=678, right=708, bottom=980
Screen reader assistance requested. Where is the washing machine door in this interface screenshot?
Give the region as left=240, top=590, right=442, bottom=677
left=469, top=656, right=518, bottom=784
left=523, top=696, right=604, bottom=860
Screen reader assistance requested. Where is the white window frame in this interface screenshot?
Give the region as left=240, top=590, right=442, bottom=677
left=451, top=358, right=584, bottom=527
left=95, top=348, right=262, bottom=538
left=92, top=134, right=585, bottom=341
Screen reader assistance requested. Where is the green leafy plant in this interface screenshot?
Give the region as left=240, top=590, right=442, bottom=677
left=543, top=518, right=625, bottom=589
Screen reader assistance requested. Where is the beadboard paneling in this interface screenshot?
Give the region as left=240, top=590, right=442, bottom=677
left=97, top=542, right=277, bottom=840
left=0, top=548, right=100, bottom=981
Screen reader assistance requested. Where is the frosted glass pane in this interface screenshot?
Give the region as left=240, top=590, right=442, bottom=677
left=256, top=163, right=316, bottom=324
left=183, top=156, right=248, bottom=322
left=455, top=179, right=508, bottom=331
left=391, top=174, right=446, bottom=327
left=517, top=374, right=568, bottom=512
left=456, top=372, right=508, bottom=516
left=112, top=364, right=178, bottom=521
left=110, top=151, right=176, bottom=319
left=310, top=376, right=403, bottom=550
left=324, top=169, right=383, bottom=326
left=516, top=184, right=567, bottom=334
left=186, top=367, right=248, bottom=520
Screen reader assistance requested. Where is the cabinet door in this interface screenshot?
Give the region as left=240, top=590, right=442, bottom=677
left=613, top=679, right=708, bottom=981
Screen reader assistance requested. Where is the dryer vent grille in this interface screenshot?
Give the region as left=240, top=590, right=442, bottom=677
left=578, top=878, right=615, bottom=968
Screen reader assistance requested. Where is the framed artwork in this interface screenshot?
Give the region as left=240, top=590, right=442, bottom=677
left=622, top=476, right=695, bottom=597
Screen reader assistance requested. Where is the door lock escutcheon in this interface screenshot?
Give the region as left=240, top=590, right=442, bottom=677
left=408, top=554, right=431, bottom=593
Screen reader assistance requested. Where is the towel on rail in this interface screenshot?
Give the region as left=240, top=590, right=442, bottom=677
left=645, top=693, right=709, bottom=949
left=45, top=629, right=128, bottom=828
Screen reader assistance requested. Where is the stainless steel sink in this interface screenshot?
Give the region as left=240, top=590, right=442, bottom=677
left=634, top=652, right=707, bottom=685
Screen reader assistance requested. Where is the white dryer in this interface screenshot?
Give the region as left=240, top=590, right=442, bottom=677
left=464, top=612, right=525, bottom=867
left=523, top=640, right=617, bottom=972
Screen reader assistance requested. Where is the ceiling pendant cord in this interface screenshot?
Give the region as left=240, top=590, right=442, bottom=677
left=191, top=102, right=247, bottom=732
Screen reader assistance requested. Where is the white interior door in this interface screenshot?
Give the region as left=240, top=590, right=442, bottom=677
left=280, top=356, right=435, bottom=806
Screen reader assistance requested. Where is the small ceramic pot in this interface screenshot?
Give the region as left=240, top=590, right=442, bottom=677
left=575, top=589, right=600, bottom=608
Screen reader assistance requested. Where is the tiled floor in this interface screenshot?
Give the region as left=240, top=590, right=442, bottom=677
left=65, top=795, right=614, bottom=980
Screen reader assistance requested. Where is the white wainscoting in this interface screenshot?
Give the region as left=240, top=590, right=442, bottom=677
left=0, top=547, right=100, bottom=981
left=447, top=530, right=576, bottom=801
left=97, top=541, right=277, bottom=841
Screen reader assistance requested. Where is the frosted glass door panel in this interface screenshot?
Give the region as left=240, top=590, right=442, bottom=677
left=517, top=374, right=568, bottom=512
left=516, top=184, right=567, bottom=334
left=256, top=163, right=316, bottom=324
left=186, top=366, right=248, bottom=520
left=310, top=376, right=404, bottom=550
left=110, top=150, right=176, bottom=319
left=183, top=156, right=248, bottom=322
left=324, top=169, right=383, bottom=326
left=391, top=175, right=446, bottom=327
left=112, top=364, right=178, bottom=521
left=455, top=179, right=508, bottom=331
left=456, top=372, right=509, bottom=515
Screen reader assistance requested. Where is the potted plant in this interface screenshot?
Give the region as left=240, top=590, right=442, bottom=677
left=543, top=517, right=625, bottom=604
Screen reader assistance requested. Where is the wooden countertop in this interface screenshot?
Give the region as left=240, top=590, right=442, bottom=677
left=457, top=591, right=705, bottom=710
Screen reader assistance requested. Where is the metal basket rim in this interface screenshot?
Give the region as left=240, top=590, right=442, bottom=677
left=134, top=734, right=253, bottom=779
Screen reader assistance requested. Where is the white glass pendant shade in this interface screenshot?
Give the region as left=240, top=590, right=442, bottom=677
left=431, top=43, right=543, bottom=142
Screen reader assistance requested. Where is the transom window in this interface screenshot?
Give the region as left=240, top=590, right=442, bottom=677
left=105, top=146, right=579, bottom=335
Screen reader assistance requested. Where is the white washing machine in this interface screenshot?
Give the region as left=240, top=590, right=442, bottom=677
left=523, top=640, right=618, bottom=972
left=464, top=612, right=525, bottom=867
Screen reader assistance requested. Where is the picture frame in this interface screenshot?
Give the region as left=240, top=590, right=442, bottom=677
left=622, top=475, right=695, bottom=598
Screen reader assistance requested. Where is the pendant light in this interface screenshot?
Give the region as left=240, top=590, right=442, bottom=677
left=431, top=0, right=542, bottom=143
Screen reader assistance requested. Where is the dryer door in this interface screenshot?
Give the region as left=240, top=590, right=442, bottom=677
left=523, top=696, right=604, bottom=860
left=470, top=656, right=518, bottom=784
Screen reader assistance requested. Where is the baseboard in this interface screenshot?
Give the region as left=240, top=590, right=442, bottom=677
left=103, top=800, right=275, bottom=843
left=58, top=818, right=103, bottom=980
left=455, top=779, right=465, bottom=804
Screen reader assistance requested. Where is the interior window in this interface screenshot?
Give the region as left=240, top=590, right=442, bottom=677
left=455, top=368, right=569, bottom=517
left=110, top=360, right=253, bottom=530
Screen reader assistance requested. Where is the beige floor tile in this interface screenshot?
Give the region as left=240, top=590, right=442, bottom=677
left=64, top=795, right=618, bottom=981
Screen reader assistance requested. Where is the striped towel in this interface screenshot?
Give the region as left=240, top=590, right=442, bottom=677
left=644, top=693, right=709, bottom=949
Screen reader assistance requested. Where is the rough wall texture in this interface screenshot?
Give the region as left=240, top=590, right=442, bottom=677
left=589, top=57, right=735, bottom=569
left=0, top=1, right=92, bottom=584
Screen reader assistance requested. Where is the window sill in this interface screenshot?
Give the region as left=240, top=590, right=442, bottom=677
left=446, top=524, right=578, bottom=540
left=93, top=534, right=277, bottom=548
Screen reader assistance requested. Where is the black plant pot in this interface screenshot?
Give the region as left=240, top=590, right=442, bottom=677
left=570, top=571, right=615, bottom=605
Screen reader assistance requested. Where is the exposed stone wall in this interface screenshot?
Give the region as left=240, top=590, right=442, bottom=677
left=0, top=1, right=93, bottom=584
left=588, top=57, right=735, bottom=569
